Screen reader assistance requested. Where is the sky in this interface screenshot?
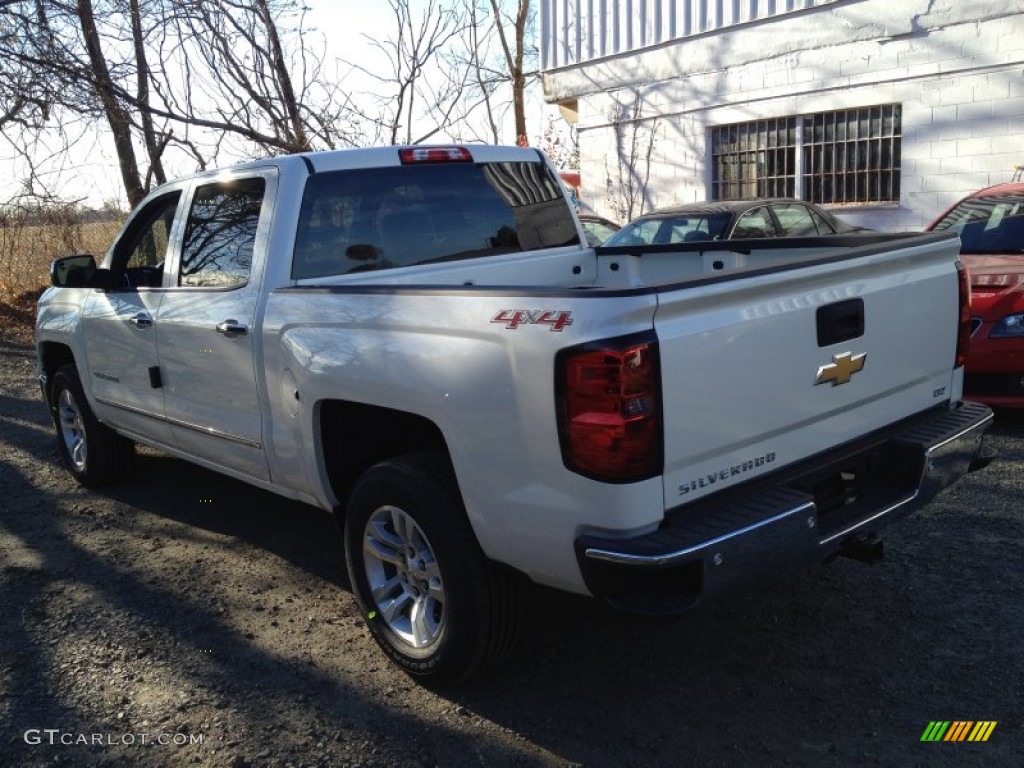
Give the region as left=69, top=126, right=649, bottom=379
left=1, top=0, right=554, bottom=209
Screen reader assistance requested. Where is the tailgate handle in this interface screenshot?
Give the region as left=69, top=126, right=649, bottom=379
left=817, top=299, right=864, bottom=347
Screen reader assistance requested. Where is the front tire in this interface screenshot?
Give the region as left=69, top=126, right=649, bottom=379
left=344, top=453, right=518, bottom=686
left=49, top=364, right=133, bottom=487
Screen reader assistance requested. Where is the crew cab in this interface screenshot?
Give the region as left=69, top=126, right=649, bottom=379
left=37, top=144, right=993, bottom=685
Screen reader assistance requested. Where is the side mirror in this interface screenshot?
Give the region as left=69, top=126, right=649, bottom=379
left=51, top=254, right=96, bottom=287
left=50, top=254, right=114, bottom=289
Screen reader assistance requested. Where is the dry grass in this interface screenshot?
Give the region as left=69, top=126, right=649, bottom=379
left=0, top=213, right=123, bottom=343
left=1, top=217, right=122, bottom=302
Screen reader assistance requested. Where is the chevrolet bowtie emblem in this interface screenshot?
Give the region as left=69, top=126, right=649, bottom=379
left=815, top=351, right=866, bottom=386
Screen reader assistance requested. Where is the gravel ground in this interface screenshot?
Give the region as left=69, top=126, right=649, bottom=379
left=1, top=331, right=1022, bottom=767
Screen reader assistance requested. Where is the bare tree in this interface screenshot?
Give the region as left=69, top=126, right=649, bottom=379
left=77, top=0, right=146, bottom=205
left=606, top=95, right=658, bottom=222
left=343, top=0, right=471, bottom=146
left=0, top=2, right=90, bottom=203
left=344, top=0, right=537, bottom=148
left=128, top=0, right=167, bottom=189
left=0, top=0, right=362, bottom=206
left=465, top=1, right=500, bottom=142
left=487, top=0, right=531, bottom=145
left=164, top=0, right=322, bottom=154
left=448, top=0, right=535, bottom=146
left=0, top=0, right=542, bottom=209
left=538, top=110, right=578, bottom=171
left=0, top=3, right=38, bottom=130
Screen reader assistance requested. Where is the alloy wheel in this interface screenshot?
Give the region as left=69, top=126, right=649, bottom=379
left=58, top=388, right=88, bottom=472
left=362, top=505, right=445, bottom=649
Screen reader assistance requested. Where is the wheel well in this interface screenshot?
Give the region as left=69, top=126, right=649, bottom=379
left=319, top=401, right=451, bottom=512
left=39, top=343, right=76, bottom=398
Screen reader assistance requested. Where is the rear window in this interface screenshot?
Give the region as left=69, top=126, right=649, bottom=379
left=930, top=194, right=1024, bottom=254
left=292, top=161, right=579, bottom=279
left=773, top=203, right=838, bottom=236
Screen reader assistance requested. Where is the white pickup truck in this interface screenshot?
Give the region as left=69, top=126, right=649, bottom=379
left=36, top=144, right=993, bottom=685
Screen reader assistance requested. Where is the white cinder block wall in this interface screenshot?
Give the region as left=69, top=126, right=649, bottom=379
left=541, top=0, right=1024, bottom=231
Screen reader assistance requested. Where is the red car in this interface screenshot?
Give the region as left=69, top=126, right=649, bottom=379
left=928, top=182, right=1024, bottom=407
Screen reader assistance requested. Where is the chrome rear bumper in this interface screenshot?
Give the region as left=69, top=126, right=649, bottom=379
left=575, top=402, right=994, bottom=616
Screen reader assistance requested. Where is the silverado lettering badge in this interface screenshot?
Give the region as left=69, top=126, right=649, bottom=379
left=815, top=351, right=866, bottom=386
left=491, top=309, right=574, bottom=331
left=679, top=452, right=777, bottom=496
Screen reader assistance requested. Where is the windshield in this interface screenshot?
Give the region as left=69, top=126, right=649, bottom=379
left=580, top=219, right=620, bottom=246
left=930, top=195, right=1024, bottom=254
left=602, top=212, right=732, bottom=246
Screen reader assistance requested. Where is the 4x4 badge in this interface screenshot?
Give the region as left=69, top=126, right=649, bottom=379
left=491, top=309, right=574, bottom=331
left=815, top=351, right=866, bottom=386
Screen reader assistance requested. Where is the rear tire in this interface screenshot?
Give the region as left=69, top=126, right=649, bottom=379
left=49, top=364, right=134, bottom=487
left=344, top=452, right=518, bottom=686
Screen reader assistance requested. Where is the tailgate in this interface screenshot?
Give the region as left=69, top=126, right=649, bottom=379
left=654, top=234, right=963, bottom=508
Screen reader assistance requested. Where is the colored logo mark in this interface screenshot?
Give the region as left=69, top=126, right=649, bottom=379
left=920, top=721, right=997, bottom=742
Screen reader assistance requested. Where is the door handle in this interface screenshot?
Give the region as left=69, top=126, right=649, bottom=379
left=216, top=319, right=248, bottom=336
left=129, top=313, right=153, bottom=328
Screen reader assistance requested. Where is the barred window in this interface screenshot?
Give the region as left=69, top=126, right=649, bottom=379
left=711, top=118, right=797, bottom=200
left=803, top=105, right=901, bottom=203
left=712, top=104, right=901, bottom=204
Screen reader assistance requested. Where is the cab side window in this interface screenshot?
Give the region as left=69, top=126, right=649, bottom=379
left=110, top=192, right=181, bottom=288
left=179, top=178, right=266, bottom=288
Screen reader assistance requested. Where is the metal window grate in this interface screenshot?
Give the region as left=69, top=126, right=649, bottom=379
left=711, top=118, right=797, bottom=200
left=802, top=105, right=901, bottom=204
left=711, top=104, right=901, bottom=204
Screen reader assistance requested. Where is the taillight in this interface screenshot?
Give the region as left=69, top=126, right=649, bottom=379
left=398, top=146, right=472, bottom=164
left=956, top=261, right=971, bottom=368
left=556, top=332, right=662, bottom=482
